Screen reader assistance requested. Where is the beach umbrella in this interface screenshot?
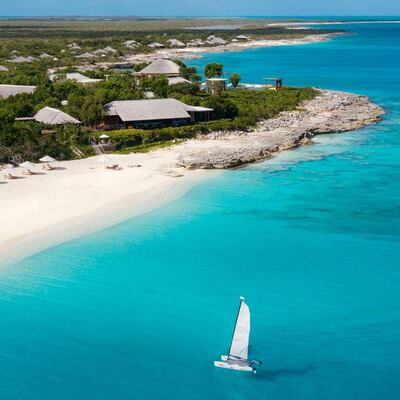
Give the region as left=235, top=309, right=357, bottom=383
left=99, top=134, right=109, bottom=139
left=19, top=161, right=35, bottom=169
left=3, top=168, right=15, bottom=178
left=39, top=155, right=56, bottom=163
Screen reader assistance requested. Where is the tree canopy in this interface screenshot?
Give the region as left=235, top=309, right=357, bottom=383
left=204, top=63, right=224, bottom=79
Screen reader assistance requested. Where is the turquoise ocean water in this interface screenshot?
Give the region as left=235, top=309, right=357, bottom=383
left=1, top=22, right=400, bottom=399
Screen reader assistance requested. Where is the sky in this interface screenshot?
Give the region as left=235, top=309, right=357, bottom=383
left=0, top=0, right=400, bottom=17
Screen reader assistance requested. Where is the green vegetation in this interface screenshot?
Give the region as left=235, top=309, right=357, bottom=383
left=230, top=73, right=241, bottom=88
left=94, top=87, right=318, bottom=151
left=204, top=63, right=224, bottom=79
left=0, top=18, right=341, bottom=65
left=0, top=18, right=328, bottom=163
left=0, top=52, right=318, bottom=162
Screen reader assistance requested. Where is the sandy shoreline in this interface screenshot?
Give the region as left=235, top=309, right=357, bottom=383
left=4, top=33, right=345, bottom=265
left=125, top=33, right=342, bottom=62
left=0, top=90, right=383, bottom=266
left=0, top=151, right=212, bottom=266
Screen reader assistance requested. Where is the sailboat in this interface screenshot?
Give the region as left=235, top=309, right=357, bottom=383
left=214, top=296, right=262, bottom=373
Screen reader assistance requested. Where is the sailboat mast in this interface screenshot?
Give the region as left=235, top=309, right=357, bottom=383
left=228, top=296, right=245, bottom=358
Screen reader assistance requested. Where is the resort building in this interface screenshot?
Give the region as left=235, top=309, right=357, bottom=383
left=33, top=107, right=81, bottom=125
left=64, top=73, right=102, bottom=86
left=167, top=39, right=186, bottom=48
left=206, top=35, right=227, bottom=45
left=187, top=39, right=205, bottom=47
left=134, top=59, right=181, bottom=79
left=8, top=56, right=37, bottom=63
left=104, top=98, right=213, bottom=129
left=167, top=76, right=191, bottom=85
left=148, top=42, right=165, bottom=49
left=16, top=107, right=81, bottom=125
left=75, top=52, right=96, bottom=59
left=93, top=47, right=118, bottom=56
left=124, top=40, right=139, bottom=49
left=0, top=84, right=37, bottom=99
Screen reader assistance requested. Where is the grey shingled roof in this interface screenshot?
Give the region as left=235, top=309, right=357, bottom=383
left=167, top=76, right=191, bottom=85
left=34, top=107, right=81, bottom=125
left=167, top=39, right=186, bottom=47
left=206, top=37, right=227, bottom=45
left=138, top=59, right=181, bottom=75
left=148, top=42, right=165, bottom=49
left=105, top=98, right=212, bottom=123
left=9, top=56, right=36, bottom=63
left=75, top=52, right=96, bottom=59
left=0, top=65, right=9, bottom=72
left=102, top=46, right=117, bottom=53
left=0, top=84, right=37, bottom=99
left=65, top=73, right=102, bottom=84
left=124, top=40, right=139, bottom=48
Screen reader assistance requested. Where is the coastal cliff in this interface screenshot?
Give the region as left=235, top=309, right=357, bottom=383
left=176, top=90, right=384, bottom=169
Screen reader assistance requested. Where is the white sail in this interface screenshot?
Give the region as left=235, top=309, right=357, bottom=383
left=229, top=298, right=250, bottom=360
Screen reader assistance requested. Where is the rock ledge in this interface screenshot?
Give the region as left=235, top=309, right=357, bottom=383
left=176, top=90, right=384, bottom=169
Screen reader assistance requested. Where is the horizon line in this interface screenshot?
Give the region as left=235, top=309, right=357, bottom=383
left=1, top=15, right=400, bottom=18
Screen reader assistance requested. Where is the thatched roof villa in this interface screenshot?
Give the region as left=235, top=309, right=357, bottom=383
left=167, top=39, right=186, bottom=48
left=187, top=39, right=205, bottom=47
left=93, top=47, right=118, bottom=56
left=65, top=73, right=103, bottom=86
left=206, top=35, right=227, bottom=45
left=104, top=98, right=212, bottom=129
left=124, top=40, right=140, bottom=48
left=0, top=84, right=37, bottom=99
left=134, top=59, right=181, bottom=79
left=75, top=52, right=96, bottom=59
left=8, top=56, right=37, bottom=63
left=148, top=42, right=165, bottom=49
left=33, top=107, right=81, bottom=125
left=236, top=35, right=250, bottom=41
left=167, top=77, right=191, bottom=85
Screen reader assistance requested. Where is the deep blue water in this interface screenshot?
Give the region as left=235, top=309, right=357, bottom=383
left=1, top=22, right=400, bottom=399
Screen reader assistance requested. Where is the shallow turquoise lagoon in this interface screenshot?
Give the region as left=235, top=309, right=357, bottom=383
left=0, top=22, right=399, bottom=399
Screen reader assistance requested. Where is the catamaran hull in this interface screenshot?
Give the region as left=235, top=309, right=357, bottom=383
left=214, top=356, right=254, bottom=372
left=214, top=360, right=254, bottom=372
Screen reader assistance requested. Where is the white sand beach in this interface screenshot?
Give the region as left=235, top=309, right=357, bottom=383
left=0, top=150, right=209, bottom=265
left=127, top=33, right=341, bottom=62
left=0, top=89, right=383, bottom=265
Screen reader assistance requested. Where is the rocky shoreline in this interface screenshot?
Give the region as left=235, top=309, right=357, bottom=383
left=176, top=90, right=384, bottom=169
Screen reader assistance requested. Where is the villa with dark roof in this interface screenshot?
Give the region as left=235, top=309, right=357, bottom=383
left=104, top=98, right=212, bottom=129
